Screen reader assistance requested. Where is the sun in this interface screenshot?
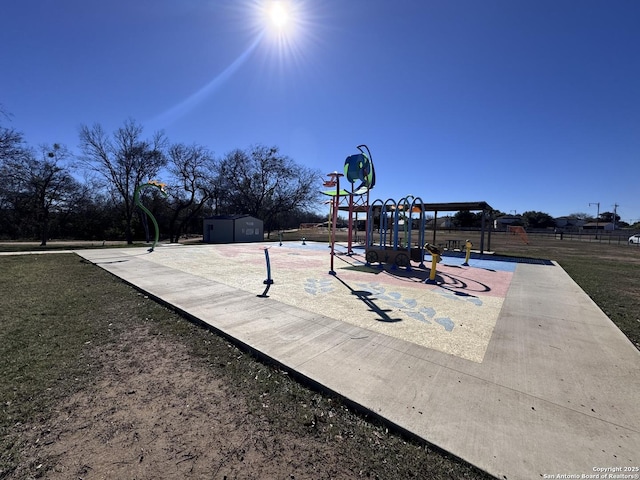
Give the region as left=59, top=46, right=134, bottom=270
left=243, top=0, right=314, bottom=72
left=268, top=2, right=290, bottom=30
left=262, top=1, right=298, bottom=38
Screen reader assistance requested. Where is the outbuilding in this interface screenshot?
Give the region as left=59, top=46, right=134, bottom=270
left=582, top=221, right=615, bottom=232
left=203, top=215, right=264, bottom=243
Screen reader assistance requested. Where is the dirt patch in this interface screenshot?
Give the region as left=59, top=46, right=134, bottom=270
left=10, top=326, right=361, bottom=479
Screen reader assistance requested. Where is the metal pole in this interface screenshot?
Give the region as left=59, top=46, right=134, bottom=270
left=329, top=173, right=341, bottom=275
left=480, top=211, right=486, bottom=254
left=432, top=210, right=438, bottom=245
left=590, top=202, right=600, bottom=240
left=258, top=247, right=274, bottom=297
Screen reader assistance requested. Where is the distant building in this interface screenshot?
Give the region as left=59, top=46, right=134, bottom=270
left=554, top=216, right=585, bottom=229
left=425, top=216, right=455, bottom=229
left=494, top=215, right=523, bottom=230
left=203, top=215, right=264, bottom=243
left=582, top=221, right=615, bottom=232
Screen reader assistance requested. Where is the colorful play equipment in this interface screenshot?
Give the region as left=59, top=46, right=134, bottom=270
left=462, top=239, right=473, bottom=266
left=323, top=171, right=342, bottom=275
left=134, top=180, right=167, bottom=252
left=424, top=243, right=442, bottom=283
left=323, top=145, right=376, bottom=274
left=365, top=196, right=428, bottom=271
left=322, top=147, right=494, bottom=275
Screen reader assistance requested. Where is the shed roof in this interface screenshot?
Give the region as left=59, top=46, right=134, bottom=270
left=204, top=214, right=259, bottom=221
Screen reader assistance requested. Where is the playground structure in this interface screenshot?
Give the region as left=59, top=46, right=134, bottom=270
left=364, top=196, right=428, bottom=271
left=323, top=145, right=376, bottom=274
left=322, top=146, right=495, bottom=274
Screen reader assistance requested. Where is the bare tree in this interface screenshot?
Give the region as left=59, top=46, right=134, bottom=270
left=0, top=127, right=30, bottom=238
left=0, top=116, right=27, bottom=163
left=0, top=143, right=82, bottom=245
left=216, top=145, right=321, bottom=235
left=165, top=143, right=215, bottom=243
left=32, top=144, right=85, bottom=245
left=78, top=119, right=167, bottom=244
left=0, top=128, right=26, bottom=163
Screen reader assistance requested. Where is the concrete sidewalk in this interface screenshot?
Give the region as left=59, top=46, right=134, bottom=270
left=76, top=243, right=640, bottom=480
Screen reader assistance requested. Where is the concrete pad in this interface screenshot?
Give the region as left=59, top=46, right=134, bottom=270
left=136, top=243, right=511, bottom=363
left=75, top=243, right=640, bottom=480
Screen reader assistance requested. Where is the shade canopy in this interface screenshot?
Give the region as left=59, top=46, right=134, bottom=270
left=338, top=201, right=493, bottom=213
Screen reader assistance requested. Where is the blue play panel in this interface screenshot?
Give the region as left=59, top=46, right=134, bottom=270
left=276, top=242, right=552, bottom=273
left=436, top=251, right=554, bottom=272
left=350, top=245, right=552, bottom=272
left=436, top=254, right=517, bottom=272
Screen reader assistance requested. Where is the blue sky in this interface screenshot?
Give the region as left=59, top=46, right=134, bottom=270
left=1, top=0, right=639, bottom=223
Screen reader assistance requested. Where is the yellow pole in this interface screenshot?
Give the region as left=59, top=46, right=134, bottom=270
left=429, top=254, right=439, bottom=281
left=462, top=239, right=473, bottom=266
left=424, top=243, right=441, bottom=284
